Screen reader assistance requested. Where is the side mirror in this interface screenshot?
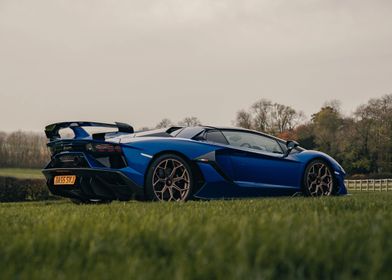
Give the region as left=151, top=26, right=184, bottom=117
left=283, top=140, right=299, bottom=158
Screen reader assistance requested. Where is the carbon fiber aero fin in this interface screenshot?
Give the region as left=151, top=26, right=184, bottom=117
left=195, top=151, right=216, bottom=162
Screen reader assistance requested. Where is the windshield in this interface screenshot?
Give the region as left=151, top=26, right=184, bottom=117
left=221, top=130, right=283, bottom=154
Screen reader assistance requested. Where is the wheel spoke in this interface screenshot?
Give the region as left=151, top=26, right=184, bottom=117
left=167, top=187, right=174, bottom=201
left=153, top=177, right=165, bottom=187
left=173, top=183, right=189, bottom=192
left=168, top=162, right=181, bottom=178
left=152, top=158, right=190, bottom=201
left=173, top=169, right=189, bottom=183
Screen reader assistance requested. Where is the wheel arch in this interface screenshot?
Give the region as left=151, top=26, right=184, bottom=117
left=304, top=156, right=335, bottom=169
left=144, top=150, right=205, bottom=195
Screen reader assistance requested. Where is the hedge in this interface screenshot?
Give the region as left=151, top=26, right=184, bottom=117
left=0, top=176, right=54, bottom=202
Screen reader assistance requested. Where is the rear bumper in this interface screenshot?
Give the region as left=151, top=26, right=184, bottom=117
left=42, top=168, right=144, bottom=201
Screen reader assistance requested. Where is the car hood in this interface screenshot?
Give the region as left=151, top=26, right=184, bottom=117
left=297, top=150, right=346, bottom=175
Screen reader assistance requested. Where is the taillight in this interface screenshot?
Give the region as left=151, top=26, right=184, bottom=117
left=86, top=143, right=122, bottom=154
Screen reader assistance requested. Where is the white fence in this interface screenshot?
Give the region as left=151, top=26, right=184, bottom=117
left=345, top=179, right=392, bottom=192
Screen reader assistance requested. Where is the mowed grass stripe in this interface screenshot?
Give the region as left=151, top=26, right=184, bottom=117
left=0, top=168, right=44, bottom=179
left=0, top=193, right=391, bottom=279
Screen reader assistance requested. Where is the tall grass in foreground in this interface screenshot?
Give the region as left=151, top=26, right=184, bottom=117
left=0, top=193, right=391, bottom=280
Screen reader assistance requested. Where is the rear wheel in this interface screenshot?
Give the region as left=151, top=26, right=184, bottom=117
left=303, top=160, right=336, bottom=196
left=145, top=154, right=193, bottom=201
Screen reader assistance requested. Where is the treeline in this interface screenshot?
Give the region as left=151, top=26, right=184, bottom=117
left=0, top=131, right=50, bottom=169
left=233, top=95, right=392, bottom=177
left=0, top=94, right=391, bottom=176
left=153, top=94, right=391, bottom=177
left=154, top=116, right=202, bottom=129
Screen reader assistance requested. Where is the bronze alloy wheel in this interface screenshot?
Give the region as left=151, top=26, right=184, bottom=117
left=305, top=161, right=335, bottom=196
left=151, top=158, right=191, bottom=201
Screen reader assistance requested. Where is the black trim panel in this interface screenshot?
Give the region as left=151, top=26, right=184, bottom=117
left=42, top=168, right=143, bottom=201
left=195, top=151, right=234, bottom=183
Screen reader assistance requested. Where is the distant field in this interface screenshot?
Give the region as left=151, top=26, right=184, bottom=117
left=0, top=192, right=391, bottom=279
left=0, top=168, right=43, bottom=179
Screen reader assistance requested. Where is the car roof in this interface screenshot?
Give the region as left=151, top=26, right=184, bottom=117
left=171, top=126, right=288, bottom=143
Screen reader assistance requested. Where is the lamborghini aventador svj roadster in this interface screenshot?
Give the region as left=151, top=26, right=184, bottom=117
left=42, top=122, right=347, bottom=203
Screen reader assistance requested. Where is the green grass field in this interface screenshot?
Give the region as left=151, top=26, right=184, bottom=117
left=1, top=193, right=391, bottom=280
left=0, top=168, right=44, bottom=179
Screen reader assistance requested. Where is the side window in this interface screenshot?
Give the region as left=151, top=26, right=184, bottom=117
left=205, top=130, right=229, bottom=145
left=278, top=141, right=288, bottom=153
left=221, top=131, right=283, bottom=154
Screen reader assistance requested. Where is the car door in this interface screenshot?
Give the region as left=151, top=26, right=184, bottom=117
left=220, top=130, right=303, bottom=192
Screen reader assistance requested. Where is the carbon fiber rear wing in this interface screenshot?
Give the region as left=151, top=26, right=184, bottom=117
left=45, top=121, right=134, bottom=141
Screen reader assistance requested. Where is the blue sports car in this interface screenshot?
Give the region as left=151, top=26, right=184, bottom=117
left=42, top=121, right=347, bottom=203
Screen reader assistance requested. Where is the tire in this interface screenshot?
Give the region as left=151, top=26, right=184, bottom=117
left=70, top=198, right=113, bottom=205
left=303, top=159, right=337, bottom=197
left=145, top=153, right=194, bottom=201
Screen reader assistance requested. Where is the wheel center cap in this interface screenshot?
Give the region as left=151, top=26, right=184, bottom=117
left=166, top=179, right=172, bottom=186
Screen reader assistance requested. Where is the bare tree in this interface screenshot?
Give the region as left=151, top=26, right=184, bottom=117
left=178, top=116, right=201, bottom=127
left=0, top=131, right=50, bottom=168
left=271, top=104, right=305, bottom=134
left=235, top=98, right=304, bottom=135
left=251, top=99, right=272, bottom=132
left=155, top=118, right=173, bottom=129
left=353, top=94, right=392, bottom=173
left=234, top=110, right=253, bottom=129
left=138, top=127, right=151, bottom=132
left=323, top=99, right=342, bottom=113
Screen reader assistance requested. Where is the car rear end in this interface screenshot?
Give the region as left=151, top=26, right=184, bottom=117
left=42, top=122, right=144, bottom=202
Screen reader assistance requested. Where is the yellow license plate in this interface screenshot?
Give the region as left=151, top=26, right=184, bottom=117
left=54, top=175, right=76, bottom=185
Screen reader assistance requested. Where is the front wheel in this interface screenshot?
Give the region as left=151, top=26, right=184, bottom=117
left=303, top=160, right=337, bottom=197
left=145, top=154, right=194, bottom=201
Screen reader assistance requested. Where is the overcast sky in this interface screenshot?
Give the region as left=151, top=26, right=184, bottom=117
left=0, top=0, right=391, bottom=132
